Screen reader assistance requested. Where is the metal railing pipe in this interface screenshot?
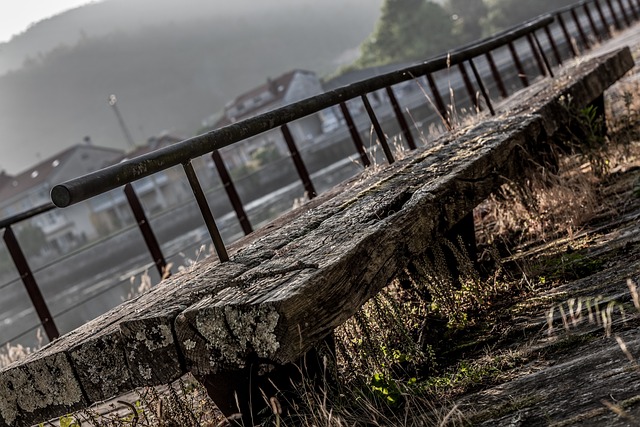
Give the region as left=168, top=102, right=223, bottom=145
left=544, top=24, right=563, bottom=65
left=0, top=203, right=56, bottom=230
left=627, top=0, right=640, bottom=19
left=557, top=13, right=579, bottom=57
left=51, top=15, right=554, bottom=209
left=526, top=33, right=547, bottom=76
left=617, top=0, right=632, bottom=25
left=532, top=33, right=555, bottom=78
left=630, top=0, right=640, bottom=18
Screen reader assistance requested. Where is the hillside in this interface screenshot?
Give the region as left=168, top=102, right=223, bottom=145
left=0, top=0, right=383, bottom=174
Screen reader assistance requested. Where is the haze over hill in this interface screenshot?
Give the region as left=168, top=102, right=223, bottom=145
left=0, top=0, right=383, bottom=174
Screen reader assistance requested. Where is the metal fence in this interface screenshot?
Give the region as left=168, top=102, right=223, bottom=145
left=1, top=0, right=638, bottom=347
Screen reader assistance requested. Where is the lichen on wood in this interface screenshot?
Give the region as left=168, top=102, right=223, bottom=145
left=0, top=352, right=85, bottom=426
left=177, top=301, right=281, bottom=375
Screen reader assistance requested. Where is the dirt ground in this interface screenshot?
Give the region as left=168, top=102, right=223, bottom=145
left=439, top=46, right=640, bottom=427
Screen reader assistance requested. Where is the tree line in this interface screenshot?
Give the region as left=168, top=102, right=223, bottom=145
left=348, top=0, right=576, bottom=70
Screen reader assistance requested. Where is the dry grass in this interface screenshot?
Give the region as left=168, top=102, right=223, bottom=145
left=0, top=341, right=35, bottom=369
left=476, top=154, right=601, bottom=248
left=0, top=328, right=43, bottom=369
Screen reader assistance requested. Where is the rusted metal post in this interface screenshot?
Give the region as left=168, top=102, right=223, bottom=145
left=211, top=150, right=252, bottom=236
left=606, top=0, right=623, bottom=29
left=594, top=0, right=613, bottom=38
left=526, top=33, right=547, bottom=76
left=583, top=2, right=603, bottom=42
left=182, top=161, right=229, bottom=262
left=570, top=8, right=591, bottom=49
left=360, top=93, right=396, bottom=164
left=458, top=62, right=481, bottom=112
left=544, top=25, right=563, bottom=66
left=361, top=94, right=395, bottom=163
left=557, top=13, right=579, bottom=57
left=532, top=33, right=554, bottom=78
left=385, top=86, right=417, bottom=150
left=426, top=73, right=451, bottom=130
left=629, top=0, right=640, bottom=19
left=4, top=225, right=59, bottom=342
left=339, top=102, right=371, bottom=167
left=124, top=184, right=169, bottom=278
left=507, top=41, right=529, bottom=87
left=616, top=0, right=632, bottom=26
left=485, top=51, right=509, bottom=98
left=468, top=59, right=495, bottom=116
left=281, top=124, right=317, bottom=199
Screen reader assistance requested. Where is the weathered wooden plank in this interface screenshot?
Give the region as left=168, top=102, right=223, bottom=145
left=0, top=47, right=632, bottom=427
left=175, top=47, right=634, bottom=375
left=67, top=262, right=250, bottom=401
left=0, top=349, right=86, bottom=427
left=174, top=115, right=544, bottom=374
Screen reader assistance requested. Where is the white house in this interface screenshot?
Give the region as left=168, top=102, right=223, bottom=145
left=212, top=70, right=326, bottom=170
left=85, top=133, right=213, bottom=235
left=0, top=144, right=124, bottom=253
left=0, top=132, right=212, bottom=254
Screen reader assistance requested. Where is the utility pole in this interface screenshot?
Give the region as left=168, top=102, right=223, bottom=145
left=108, top=94, right=136, bottom=149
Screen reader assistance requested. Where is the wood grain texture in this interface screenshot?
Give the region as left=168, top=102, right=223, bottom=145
left=0, top=47, right=632, bottom=426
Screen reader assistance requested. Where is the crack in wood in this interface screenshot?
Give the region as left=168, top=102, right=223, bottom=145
left=232, top=261, right=320, bottom=289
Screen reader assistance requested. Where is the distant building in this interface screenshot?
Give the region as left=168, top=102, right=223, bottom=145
left=86, top=133, right=214, bottom=236
left=212, top=70, right=326, bottom=170
left=0, top=132, right=214, bottom=254
left=0, top=144, right=124, bottom=254
left=320, top=62, right=429, bottom=133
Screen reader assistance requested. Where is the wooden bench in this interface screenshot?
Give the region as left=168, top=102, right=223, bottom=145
left=0, top=47, right=633, bottom=427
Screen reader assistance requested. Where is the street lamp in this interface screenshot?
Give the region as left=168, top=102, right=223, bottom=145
left=108, top=94, right=136, bottom=149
